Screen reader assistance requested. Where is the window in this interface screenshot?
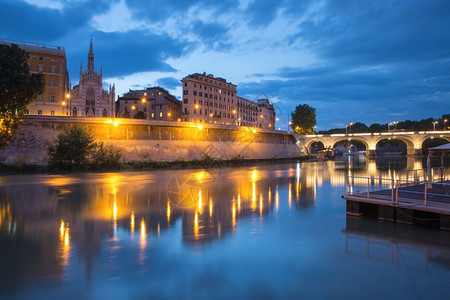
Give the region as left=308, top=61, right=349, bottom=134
left=38, top=65, right=44, bottom=72
left=38, top=110, right=42, bottom=115
left=50, top=79, right=56, bottom=87
left=159, top=112, right=163, bottom=118
left=204, top=93, right=208, bottom=98
left=193, top=91, right=197, bottom=96
left=51, top=66, right=56, bottom=73
left=183, top=90, right=188, bottom=95
left=50, top=95, right=55, bottom=102
left=151, top=112, right=155, bottom=118
left=184, top=83, right=187, bottom=87
left=25, top=109, right=29, bottom=114
left=194, top=84, right=196, bottom=88
left=51, top=110, right=55, bottom=116
left=183, top=99, right=188, bottom=104
left=39, top=57, right=43, bottom=61
left=199, top=92, right=203, bottom=97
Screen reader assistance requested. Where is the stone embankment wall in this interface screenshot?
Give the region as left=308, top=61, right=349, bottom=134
left=0, top=117, right=301, bottom=164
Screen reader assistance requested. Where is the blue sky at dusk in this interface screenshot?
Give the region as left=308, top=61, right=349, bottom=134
left=1, top=0, right=449, bottom=130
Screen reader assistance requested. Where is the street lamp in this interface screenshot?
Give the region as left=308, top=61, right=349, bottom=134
left=346, top=123, right=353, bottom=134
left=433, top=121, right=438, bottom=131
left=444, top=119, right=448, bottom=130
left=65, top=93, right=71, bottom=116
left=288, top=120, right=292, bottom=131
left=61, top=101, right=66, bottom=115
left=393, top=121, right=398, bottom=130
left=313, top=125, right=316, bottom=134
left=387, top=122, right=392, bottom=132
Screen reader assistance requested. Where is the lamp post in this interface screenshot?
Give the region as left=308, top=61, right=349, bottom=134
left=61, top=101, right=66, bottom=116
left=444, top=119, right=448, bottom=130
left=313, top=125, right=316, bottom=134
left=346, top=123, right=353, bottom=134
left=387, top=122, right=392, bottom=132
left=433, top=121, right=438, bottom=131
left=65, top=93, right=71, bottom=116
left=393, top=121, right=398, bottom=130
left=288, top=120, right=292, bottom=131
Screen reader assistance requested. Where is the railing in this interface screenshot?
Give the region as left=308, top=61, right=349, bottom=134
left=397, top=167, right=445, bottom=182
left=345, top=175, right=450, bottom=209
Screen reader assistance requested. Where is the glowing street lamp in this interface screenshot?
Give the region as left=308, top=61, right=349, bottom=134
left=346, top=123, right=353, bottom=134
left=65, top=93, right=71, bottom=116
left=433, top=121, right=438, bottom=131
left=444, top=119, right=448, bottom=130
left=195, top=104, right=199, bottom=109
left=131, top=105, right=136, bottom=111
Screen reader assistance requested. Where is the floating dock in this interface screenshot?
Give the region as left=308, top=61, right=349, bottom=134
left=343, top=168, right=450, bottom=230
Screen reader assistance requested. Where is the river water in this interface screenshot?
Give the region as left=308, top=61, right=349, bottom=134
left=1, top=156, right=450, bottom=299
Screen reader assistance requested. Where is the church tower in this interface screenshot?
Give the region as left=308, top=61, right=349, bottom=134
left=69, top=39, right=115, bottom=118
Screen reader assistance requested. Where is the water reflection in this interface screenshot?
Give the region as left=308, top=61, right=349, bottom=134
left=0, top=155, right=449, bottom=297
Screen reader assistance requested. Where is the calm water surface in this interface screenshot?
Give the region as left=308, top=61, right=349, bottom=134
left=1, top=156, right=450, bottom=299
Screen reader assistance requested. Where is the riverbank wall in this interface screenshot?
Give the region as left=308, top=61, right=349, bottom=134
left=0, top=116, right=301, bottom=165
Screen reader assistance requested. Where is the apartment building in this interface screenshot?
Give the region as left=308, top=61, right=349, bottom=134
left=117, top=87, right=181, bottom=121
left=236, top=96, right=258, bottom=127
left=0, top=38, right=70, bottom=116
left=180, top=73, right=237, bottom=125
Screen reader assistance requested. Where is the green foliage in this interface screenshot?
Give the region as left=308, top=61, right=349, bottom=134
left=134, top=111, right=146, bottom=119
left=48, top=125, right=122, bottom=170
left=318, top=114, right=450, bottom=134
left=291, top=104, right=316, bottom=134
left=0, top=44, right=45, bottom=147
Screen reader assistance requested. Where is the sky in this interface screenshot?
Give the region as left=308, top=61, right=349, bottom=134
left=1, top=0, right=449, bottom=130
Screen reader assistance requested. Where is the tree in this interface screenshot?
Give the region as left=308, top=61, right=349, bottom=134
left=291, top=104, right=316, bottom=134
left=48, top=125, right=122, bottom=170
left=0, top=44, right=45, bottom=147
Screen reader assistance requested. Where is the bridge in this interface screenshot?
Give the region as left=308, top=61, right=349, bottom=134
left=297, top=131, right=450, bottom=156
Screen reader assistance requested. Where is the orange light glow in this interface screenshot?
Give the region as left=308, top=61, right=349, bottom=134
left=130, top=211, right=135, bottom=233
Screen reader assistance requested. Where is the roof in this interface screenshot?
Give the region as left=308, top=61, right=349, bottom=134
left=429, top=143, right=450, bottom=151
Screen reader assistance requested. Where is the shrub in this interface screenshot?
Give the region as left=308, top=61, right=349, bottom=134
left=48, top=125, right=122, bottom=170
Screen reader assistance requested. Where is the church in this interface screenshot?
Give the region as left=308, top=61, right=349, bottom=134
left=70, top=39, right=115, bottom=117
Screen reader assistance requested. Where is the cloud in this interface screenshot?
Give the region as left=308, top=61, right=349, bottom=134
left=155, top=77, right=180, bottom=90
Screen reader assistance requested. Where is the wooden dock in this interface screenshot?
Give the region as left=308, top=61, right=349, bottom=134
left=343, top=170, right=450, bottom=230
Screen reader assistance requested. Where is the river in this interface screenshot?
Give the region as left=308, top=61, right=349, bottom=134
left=0, top=156, right=449, bottom=299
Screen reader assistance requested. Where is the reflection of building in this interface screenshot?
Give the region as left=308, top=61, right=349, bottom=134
left=181, top=73, right=237, bottom=124
left=116, top=87, right=182, bottom=120
left=70, top=39, right=115, bottom=117
left=0, top=38, right=70, bottom=116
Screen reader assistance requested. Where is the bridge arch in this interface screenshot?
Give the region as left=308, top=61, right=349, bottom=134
left=331, top=137, right=370, bottom=153
left=304, top=139, right=328, bottom=153
left=374, top=136, right=414, bottom=155
left=421, top=136, right=450, bottom=154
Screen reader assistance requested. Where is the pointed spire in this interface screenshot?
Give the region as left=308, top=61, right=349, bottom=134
left=88, top=38, right=94, bottom=71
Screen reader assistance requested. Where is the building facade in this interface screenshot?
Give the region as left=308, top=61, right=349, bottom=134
left=180, top=73, right=237, bottom=125
left=236, top=96, right=258, bottom=127
left=256, top=99, right=275, bottom=129
left=116, top=87, right=182, bottom=121
left=70, top=39, right=115, bottom=117
left=0, top=38, right=70, bottom=116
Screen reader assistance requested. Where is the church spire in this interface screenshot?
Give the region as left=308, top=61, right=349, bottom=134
left=88, top=38, right=94, bottom=71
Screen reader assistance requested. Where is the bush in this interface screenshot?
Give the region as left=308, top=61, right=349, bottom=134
left=48, top=125, right=122, bottom=170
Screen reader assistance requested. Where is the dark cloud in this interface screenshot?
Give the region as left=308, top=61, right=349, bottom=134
left=125, top=0, right=238, bottom=22
left=70, top=30, right=188, bottom=78
left=191, top=21, right=232, bottom=49
left=0, top=0, right=114, bottom=42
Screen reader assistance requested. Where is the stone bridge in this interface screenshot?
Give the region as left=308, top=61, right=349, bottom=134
left=296, top=131, right=450, bottom=156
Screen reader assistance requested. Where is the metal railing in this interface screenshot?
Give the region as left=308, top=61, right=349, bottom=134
left=345, top=175, right=450, bottom=209
left=397, top=167, right=445, bottom=183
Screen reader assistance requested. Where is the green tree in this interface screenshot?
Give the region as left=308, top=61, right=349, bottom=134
left=0, top=44, right=45, bottom=147
left=291, top=104, right=316, bottom=134
left=48, top=125, right=122, bottom=170
left=48, top=125, right=96, bottom=169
